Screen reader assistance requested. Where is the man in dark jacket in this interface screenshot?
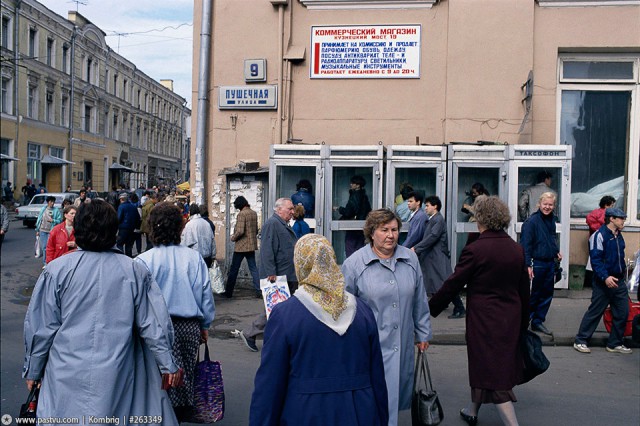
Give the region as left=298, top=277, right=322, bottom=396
left=240, top=197, right=297, bottom=352
left=521, top=191, right=562, bottom=335
left=334, top=175, right=372, bottom=258
left=574, top=208, right=631, bottom=354
left=116, top=192, right=140, bottom=257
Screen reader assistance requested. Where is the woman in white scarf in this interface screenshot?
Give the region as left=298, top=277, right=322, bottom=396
left=249, top=234, right=389, bottom=426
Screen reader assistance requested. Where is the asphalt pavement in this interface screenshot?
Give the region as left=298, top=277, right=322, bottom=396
left=212, top=285, right=639, bottom=350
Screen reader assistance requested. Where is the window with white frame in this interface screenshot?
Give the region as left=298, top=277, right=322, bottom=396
left=27, top=82, right=38, bottom=119
left=61, top=94, right=68, bottom=127
left=83, top=103, right=95, bottom=132
left=27, top=143, right=41, bottom=183
left=558, top=54, right=640, bottom=223
left=50, top=146, right=64, bottom=159
left=85, top=57, right=93, bottom=83
left=46, top=38, right=54, bottom=67
left=113, top=74, right=118, bottom=97
left=1, top=15, right=12, bottom=50
left=28, top=28, right=37, bottom=58
left=1, top=75, right=12, bottom=114
left=45, top=90, right=54, bottom=123
left=123, top=79, right=128, bottom=101
left=62, top=45, right=69, bottom=73
left=113, top=112, right=119, bottom=140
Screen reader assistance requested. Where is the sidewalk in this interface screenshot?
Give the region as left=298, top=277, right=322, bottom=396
left=211, top=287, right=634, bottom=348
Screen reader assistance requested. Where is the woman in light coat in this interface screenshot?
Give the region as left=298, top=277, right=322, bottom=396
left=342, top=209, right=432, bottom=425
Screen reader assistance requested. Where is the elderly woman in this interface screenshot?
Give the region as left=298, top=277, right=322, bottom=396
left=429, top=196, right=530, bottom=426
left=45, top=205, right=77, bottom=263
left=250, top=234, right=388, bottom=425
left=23, top=200, right=181, bottom=424
left=135, top=202, right=215, bottom=422
left=342, top=208, right=431, bottom=426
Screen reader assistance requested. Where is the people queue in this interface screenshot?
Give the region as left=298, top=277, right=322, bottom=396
left=22, top=187, right=631, bottom=426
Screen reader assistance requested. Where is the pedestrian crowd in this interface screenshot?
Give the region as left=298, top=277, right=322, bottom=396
left=18, top=176, right=637, bottom=426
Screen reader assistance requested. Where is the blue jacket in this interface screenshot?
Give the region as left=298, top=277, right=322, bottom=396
left=589, top=224, right=626, bottom=282
left=292, top=219, right=310, bottom=239
left=117, top=201, right=141, bottom=230
left=402, top=208, right=427, bottom=249
left=520, top=210, right=559, bottom=266
left=291, top=189, right=315, bottom=218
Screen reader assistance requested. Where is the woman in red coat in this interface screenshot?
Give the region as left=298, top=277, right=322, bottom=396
left=46, top=205, right=77, bottom=263
left=429, top=196, right=530, bottom=426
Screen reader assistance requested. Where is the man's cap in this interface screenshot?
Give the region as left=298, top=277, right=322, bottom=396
left=605, top=207, right=626, bottom=219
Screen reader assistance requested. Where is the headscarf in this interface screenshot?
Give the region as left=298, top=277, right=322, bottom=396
left=294, top=234, right=355, bottom=333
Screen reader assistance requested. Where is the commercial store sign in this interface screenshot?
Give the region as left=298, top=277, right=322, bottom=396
left=310, top=25, right=421, bottom=79
left=218, top=85, right=277, bottom=109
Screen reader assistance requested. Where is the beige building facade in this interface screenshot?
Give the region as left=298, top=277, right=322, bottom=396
left=192, top=0, right=640, bottom=273
left=1, top=0, right=190, bottom=197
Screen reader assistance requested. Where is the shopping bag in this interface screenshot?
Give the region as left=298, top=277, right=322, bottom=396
left=186, top=344, right=224, bottom=423
left=209, top=260, right=226, bottom=294
left=603, top=299, right=640, bottom=337
left=34, top=234, right=41, bottom=258
left=411, top=351, right=444, bottom=426
left=18, top=386, right=39, bottom=420
left=260, top=275, right=290, bottom=319
left=519, top=329, right=550, bottom=384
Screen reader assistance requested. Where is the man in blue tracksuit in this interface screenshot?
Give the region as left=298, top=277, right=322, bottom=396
left=521, top=191, right=562, bottom=335
left=574, top=208, right=631, bottom=354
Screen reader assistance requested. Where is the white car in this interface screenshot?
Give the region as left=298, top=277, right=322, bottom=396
left=15, top=192, right=77, bottom=228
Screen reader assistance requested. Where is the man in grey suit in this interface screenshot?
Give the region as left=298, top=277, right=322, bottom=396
left=402, top=191, right=427, bottom=249
left=240, top=198, right=298, bottom=352
left=412, top=195, right=465, bottom=318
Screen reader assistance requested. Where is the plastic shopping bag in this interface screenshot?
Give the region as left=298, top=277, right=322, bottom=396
left=260, top=275, right=290, bottom=319
left=34, top=234, right=41, bottom=258
left=209, top=261, right=226, bottom=294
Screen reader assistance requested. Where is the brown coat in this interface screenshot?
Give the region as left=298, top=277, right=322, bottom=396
left=429, top=230, right=530, bottom=391
left=231, top=207, right=258, bottom=252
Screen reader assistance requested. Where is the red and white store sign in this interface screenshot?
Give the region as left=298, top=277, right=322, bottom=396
left=310, top=25, right=421, bottom=79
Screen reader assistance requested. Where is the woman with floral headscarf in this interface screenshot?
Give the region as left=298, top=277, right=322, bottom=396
left=249, top=234, right=388, bottom=426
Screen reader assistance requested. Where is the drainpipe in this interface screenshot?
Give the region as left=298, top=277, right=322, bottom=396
left=193, top=0, right=213, bottom=205
left=13, top=1, right=22, bottom=188
left=68, top=24, right=77, bottom=185
left=275, top=3, right=285, bottom=145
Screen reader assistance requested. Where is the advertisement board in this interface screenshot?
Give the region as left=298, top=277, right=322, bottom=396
left=310, top=25, right=421, bottom=79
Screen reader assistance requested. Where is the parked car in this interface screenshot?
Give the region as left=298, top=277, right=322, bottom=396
left=15, top=192, right=77, bottom=228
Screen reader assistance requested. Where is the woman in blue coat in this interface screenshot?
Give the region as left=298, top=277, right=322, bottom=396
left=249, top=234, right=388, bottom=426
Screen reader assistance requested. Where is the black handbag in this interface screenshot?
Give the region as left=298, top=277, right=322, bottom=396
left=411, top=351, right=444, bottom=426
left=520, top=329, right=550, bottom=384
left=18, top=386, right=39, bottom=419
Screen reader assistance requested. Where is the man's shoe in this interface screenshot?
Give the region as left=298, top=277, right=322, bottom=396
left=459, top=408, right=478, bottom=426
left=573, top=343, right=591, bottom=354
left=240, top=331, right=258, bottom=352
left=531, top=323, right=553, bottom=335
left=448, top=311, right=465, bottom=319
left=605, top=345, right=632, bottom=354
left=255, top=291, right=263, bottom=299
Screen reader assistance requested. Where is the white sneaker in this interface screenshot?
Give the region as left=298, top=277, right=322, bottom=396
left=605, top=345, right=632, bottom=354
left=573, top=343, right=591, bottom=354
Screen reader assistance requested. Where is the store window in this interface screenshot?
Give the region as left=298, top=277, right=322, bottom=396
left=558, top=55, right=639, bottom=223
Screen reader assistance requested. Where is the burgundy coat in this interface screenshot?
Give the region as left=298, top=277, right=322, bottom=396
left=429, top=230, right=530, bottom=390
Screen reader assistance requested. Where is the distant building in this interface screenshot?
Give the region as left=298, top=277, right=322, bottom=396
left=1, top=0, right=191, bottom=193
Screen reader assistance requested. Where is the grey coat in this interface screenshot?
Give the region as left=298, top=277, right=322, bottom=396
left=413, top=212, right=452, bottom=295
left=343, top=244, right=432, bottom=426
left=259, top=213, right=298, bottom=281
left=23, top=250, right=178, bottom=424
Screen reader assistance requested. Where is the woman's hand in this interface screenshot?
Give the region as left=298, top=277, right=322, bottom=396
left=26, top=380, right=40, bottom=391
left=200, top=329, right=209, bottom=343
left=416, top=341, right=429, bottom=353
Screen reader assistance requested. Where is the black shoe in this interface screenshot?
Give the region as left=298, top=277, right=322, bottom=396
left=240, top=331, right=258, bottom=352
left=460, top=408, right=478, bottom=426
left=531, top=323, right=553, bottom=335
left=448, top=311, right=466, bottom=319
left=220, top=292, right=232, bottom=299
left=255, top=291, right=263, bottom=299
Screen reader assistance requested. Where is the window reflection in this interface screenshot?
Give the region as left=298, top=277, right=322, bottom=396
left=456, top=168, right=499, bottom=223
left=276, top=166, right=316, bottom=218
left=517, top=167, right=562, bottom=222
left=393, top=167, right=437, bottom=222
